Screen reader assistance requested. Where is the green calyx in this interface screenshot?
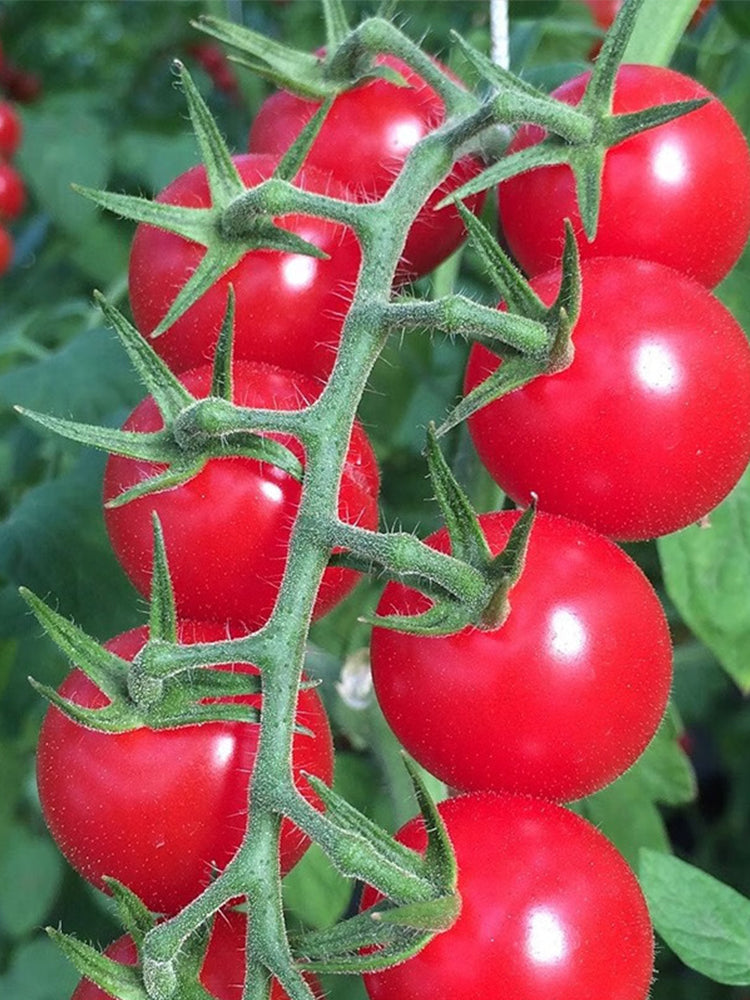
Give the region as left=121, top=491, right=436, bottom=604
left=439, top=0, right=708, bottom=238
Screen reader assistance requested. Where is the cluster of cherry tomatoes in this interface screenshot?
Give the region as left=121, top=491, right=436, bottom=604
left=36, top=17, right=750, bottom=1000
left=0, top=38, right=26, bottom=276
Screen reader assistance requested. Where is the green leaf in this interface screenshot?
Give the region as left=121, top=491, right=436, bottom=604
left=16, top=93, right=112, bottom=237
left=0, top=936, right=80, bottom=1000
left=658, top=468, right=750, bottom=691
left=283, top=843, right=352, bottom=930
left=634, top=703, right=696, bottom=807
left=574, top=772, right=670, bottom=871
left=0, top=325, right=141, bottom=425
left=0, top=449, right=141, bottom=638
left=624, top=0, right=704, bottom=66
left=0, top=826, right=64, bottom=938
left=640, top=850, right=750, bottom=985
left=114, top=130, right=201, bottom=194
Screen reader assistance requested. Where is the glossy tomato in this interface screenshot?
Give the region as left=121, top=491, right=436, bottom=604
left=465, top=257, right=750, bottom=540
left=0, top=161, right=24, bottom=220
left=37, top=622, right=334, bottom=914
left=498, top=65, right=750, bottom=287
left=362, top=793, right=654, bottom=1000
left=0, top=100, right=21, bottom=158
left=103, top=361, right=379, bottom=625
left=71, top=910, right=320, bottom=999
left=371, top=510, right=671, bottom=802
left=128, top=153, right=361, bottom=381
left=248, top=55, right=485, bottom=281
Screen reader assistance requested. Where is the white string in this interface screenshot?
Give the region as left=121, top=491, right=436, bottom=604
left=490, top=0, right=510, bottom=69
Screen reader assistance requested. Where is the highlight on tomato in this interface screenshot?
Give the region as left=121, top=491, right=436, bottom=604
left=128, top=153, right=362, bottom=382
left=371, top=510, right=672, bottom=802
left=103, top=360, right=380, bottom=626
left=361, top=793, right=654, bottom=1000
left=248, top=54, right=485, bottom=281
left=465, top=257, right=750, bottom=540
left=36, top=621, right=335, bottom=915
left=498, top=64, right=750, bottom=288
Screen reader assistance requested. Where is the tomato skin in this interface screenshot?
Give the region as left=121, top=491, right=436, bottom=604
left=128, top=153, right=361, bottom=381
left=0, top=227, right=11, bottom=274
left=0, top=160, right=24, bottom=220
left=248, top=56, right=486, bottom=281
left=465, top=257, right=750, bottom=540
left=0, top=100, right=21, bottom=158
left=362, top=793, right=654, bottom=1000
left=70, top=910, right=319, bottom=999
left=37, top=622, right=334, bottom=915
left=371, top=510, right=671, bottom=802
left=498, top=65, right=750, bottom=288
left=103, top=361, right=379, bottom=625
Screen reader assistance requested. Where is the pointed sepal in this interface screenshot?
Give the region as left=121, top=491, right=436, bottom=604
left=175, top=60, right=244, bottom=206
left=21, top=588, right=129, bottom=702
left=148, top=515, right=178, bottom=644
left=103, top=878, right=157, bottom=950
left=482, top=500, right=536, bottom=628
left=210, top=288, right=235, bottom=401
left=424, top=423, right=489, bottom=568
left=47, top=928, right=150, bottom=1000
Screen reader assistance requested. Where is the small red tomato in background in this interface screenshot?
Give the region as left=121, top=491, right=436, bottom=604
left=0, top=100, right=21, bottom=158
left=103, top=361, right=380, bottom=626
left=465, top=257, right=750, bottom=540
left=0, top=226, right=12, bottom=274
left=37, top=622, right=334, bottom=915
left=71, top=910, right=320, bottom=999
left=0, top=160, right=24, bottom=219
left=248, top=55, right=486, bottom=282
left=371, top=510, right=671, bottom=802
left=584, top=0, right=714, bottom=32
left=128, top=153, right=361, bottom=382
left=361, top=794, right=654, bottom=1000
left=498, top=65, right=750, bottom=288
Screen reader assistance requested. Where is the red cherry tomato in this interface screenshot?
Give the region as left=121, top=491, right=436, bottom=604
left=498, top=65, right=750, bottom=287
left=0, top=100, right=21, bottom=158
left=71, top=910, right=319, bottom=999
left=584, top=0, right=714, bottom=31
left=129, top=153, right=361, bottom=381
left=37, top=622, right=334, bottom=915
left=248, top=55, right=486, bottom=281
left=0, top=227, right=12, bottom=274
left=465, top=257, right=750, bottom=540
left=371, top=510, right=672, bottom=802
left=362, top=793, right=654, bottom=1000
left=0, top=161, right=25, bottom=220
left=103, top=361, right=380, bottom=625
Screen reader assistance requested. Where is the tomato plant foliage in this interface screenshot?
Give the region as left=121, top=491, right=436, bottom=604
left=4, top=3, right=750, bottom=1000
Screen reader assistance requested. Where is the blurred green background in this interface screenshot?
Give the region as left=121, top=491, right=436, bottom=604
left=1, top=1, right=750, bottom=997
